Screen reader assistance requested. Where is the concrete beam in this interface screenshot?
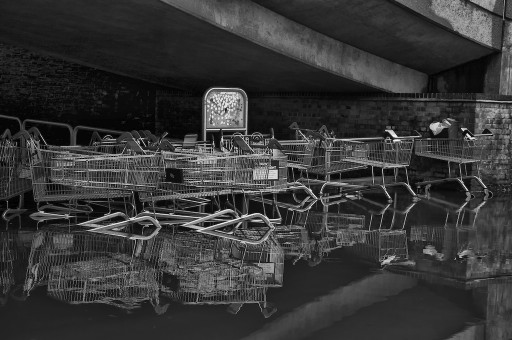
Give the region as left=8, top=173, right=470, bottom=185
left=241, top=272, right=416, bottom=340
left=161, top=0, right=428, bottom=93
left=391, top=0, right=503, bottom=49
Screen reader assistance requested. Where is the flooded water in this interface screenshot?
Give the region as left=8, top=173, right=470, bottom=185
left=1, top=190, right=511, bottom=340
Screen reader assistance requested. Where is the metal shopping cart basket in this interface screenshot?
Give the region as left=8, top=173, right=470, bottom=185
left=346, top=228, right=409, bottom=266
left=321, top=131, right=420, bottom=202
left=30, top=148, right=162, bottom=217
left=1, top=130, right=33, bottom=219
left=0, top=231, right=17, bottom=303
left=305, top=211, right=366, bottom=247
left=140, top=151, right=287, bottom=204
left=415, top=128, right=493, bottom=199
left=25, top=225, right=165, bottom=311
left=146, top=230, right=279, bottom=317
left=277, top=138, right=365, bottom=185
left=47, top=254, right=162, bottom=311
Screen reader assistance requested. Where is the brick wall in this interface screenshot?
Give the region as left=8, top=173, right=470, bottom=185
left=153, top=92, right=511, bottom=191
left=155, top=90, right=202, bottom=139
left=475, top=101, right=512, bottom=190
left=0, top=43, right=156, bottom=144
left=0, top=42, right=509, bottom=190
left=250, top=94, right=512, bottom=191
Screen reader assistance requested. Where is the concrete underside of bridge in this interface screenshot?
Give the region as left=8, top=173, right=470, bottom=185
left=0, top=0, right=506, bottom=93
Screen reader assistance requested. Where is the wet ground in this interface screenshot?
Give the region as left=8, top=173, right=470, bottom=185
left=1, top=189, right=511, bottom=340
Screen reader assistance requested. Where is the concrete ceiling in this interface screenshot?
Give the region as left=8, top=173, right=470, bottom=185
left=252, top=0, right=499, bottom=74
left=0, top=0, right=379, bottom=93
left=0, top=0, right=498, bottom=93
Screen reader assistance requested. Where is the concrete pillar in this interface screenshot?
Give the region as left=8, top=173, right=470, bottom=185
left=485, top=4, right=512, bottom=95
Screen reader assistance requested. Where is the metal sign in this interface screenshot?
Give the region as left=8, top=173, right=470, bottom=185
left=202, top=87, right=248, bottom=140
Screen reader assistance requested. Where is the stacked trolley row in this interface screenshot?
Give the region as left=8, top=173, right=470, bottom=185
left=275, top=129, right=419, bottom=202
left=139, top=150, right=288, bottom=205
left=30, top=145, right=163, bottom=217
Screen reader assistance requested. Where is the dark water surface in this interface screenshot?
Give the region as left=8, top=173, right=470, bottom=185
left=1, top=191, right=511, bottom=340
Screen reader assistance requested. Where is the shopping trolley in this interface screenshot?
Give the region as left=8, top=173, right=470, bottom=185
left=415, top=128, right=494, bottom=199
left=30, top=147, right=163, bottom=218
left=24, top=224, right=165, bottom=312
left=45, top=235, right=164, bottom=312
left=276, top=137, right=366, bottom=190
left=319, top=131, right=420, bottom=202
left=275, top=224, right=313, bottom=264
left=0, top=231, right=17, bottom=304
left=139, top=151, right=288, bottom=205
left=305, top=210, right=366, bottom=248
left=288, top=122, right=334, bottom=141
left=413, top=195, right=489, bottom=261
left=273, top=202, right=317, bottom=264
left=1, top=130, right=33, bottom=219
left=146, top=230, right=279, bottom=317
left=341, top=194, right=416, bottom=265
left=345, top=228, right=409, bottom=266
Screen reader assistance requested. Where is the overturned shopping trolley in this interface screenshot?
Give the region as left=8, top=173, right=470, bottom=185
left=45, top=234, right=165, bottom=312
left=146, top=230, right=281, bottom=317
left=24, top=221, right=164, bottom=311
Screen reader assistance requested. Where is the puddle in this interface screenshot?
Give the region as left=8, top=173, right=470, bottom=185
left=1, top=190, right=511, bottom=340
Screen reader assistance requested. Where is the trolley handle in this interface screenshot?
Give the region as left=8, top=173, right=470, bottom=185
left=27, top=126, right=47, bottom=145
left=11, top=130, right=32, bottom=142
left=1, top=128, right=12, bottom=139
left=289, top=122, right=327, bottom=141
left=144, top=130, right=159, bottom=143
left=89, top=131, right=102, bottom=145
left=330, top=136, right=383, bottom=142
left=131, top=130, right=142, bottom=139
left=384, top=129, right=422, bottom=140
left=116, top=131, right=136, bottom=143
left=461, top=128, right=493, bottom=139
left=81, top=214, right=162, bottom=241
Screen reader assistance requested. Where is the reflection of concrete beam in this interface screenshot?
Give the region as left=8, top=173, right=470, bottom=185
left=161, top=0, right=427, bottom=93
left=391, top=0, right=502, bottom=49
left=444, top=323, right=485, bottom=340
left=241, top=272, right=416, bottom=340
